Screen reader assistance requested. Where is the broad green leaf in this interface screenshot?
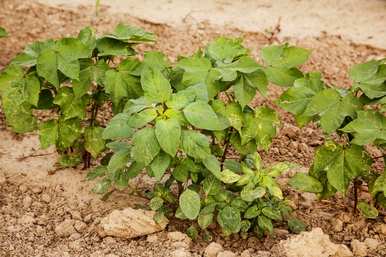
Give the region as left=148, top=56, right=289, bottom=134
left=261, top=44, right=310, bottom=68
left=262, top=207, right=282, bottom=221
left=179, top=189, right=201, bottom=220
left=172, top=160, right=190, bottom=182
left=289, top=173, right=323, bottom=193
left=244, top=70, right=268, bottom=96
left=371, top=172, right=386, bottom=197
left=288, top=218, right=306, bottom=234
left=181, top=130, right=211, bottom=159
left=202, top=175, right=222, bottom=196
left=0, top=64, right=24, bottom=93
left=244, top=205, right=259, bottom=219
left=106, top=141, right=131, bottom=152
left=37, top=48, right=59, bottom=87
left=220, top=169, right=241, bottom=184
left=183, top=101, right=228, bottom=130
left=149, top=152, right=171, bottom=180
left=131, top=127, right=160, bottom=165
left=103, top=113, right=134, bottom=139
left=96, top=38, right=135, bottom=56
left=0, top=27, right=7, bottom=37
left=104, top=70, right=130, bottom=108
left=84, top=126, right=105, bottom=158
left=141, top=66, right=172, bottom=103
left=264, top=66, right=302, bottom=87
left=352, top=82, right=386, bottom=99
left=107, top=149, right=130, bottom=172
left=58, top=153, right=82, bottom=168
left=224, top=102, right=244, bottom=132
left=86, top=166, right=107, bottom=180
left=24, top=74, right=40, bottom=106
left=176, top=55, right=211, bottom=86
left=234, top=76, right=256, bottom=108
left=217, top=206, right=241, bottom=233
left=240, top=185, right=266, bottom=202
left=155, top=118, right=181, bottom=156
left=254, top=107, right=279, bottom=150
left=203, top=155, right=222, bottom=179
left=78, top=27, right=96, bottom=51
left=106, top=23, right=155, bottom=43
left=58, top=118, right=82, bottom=148
left=216, top=56, right=260, bottom=81
left=143, top=51, right=169, bottom=70
left=357, top=201, right=378, bottom=219
left=149, top=197, right=164, bottom=211
left=53, top=87, right=87, bottom=120
left=349, top=60, right=380, bottom=82
left=205, top=37, right=247, bottom=63
left=341, top=111, right=386, bottom=145
left=257, top=215, right=273, bottom=234
left=198, top=212, right=214, bottom=229
left=38, top=120, right=58, bottom=149
left=127, top=108, right=157, bottom=128
left=56, top=37, right=93, bottom=61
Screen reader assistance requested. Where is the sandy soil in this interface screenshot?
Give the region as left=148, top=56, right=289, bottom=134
left=0, top=0, right=386, bottom=256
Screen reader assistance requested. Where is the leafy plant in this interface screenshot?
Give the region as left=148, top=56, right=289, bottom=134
left=0, top=27, right=7, bottom=38
left=87, top=38, right=310, bottom=237
left=0, top=24, right=155, bottom=168
left=283, top=58, right=386, bottom=218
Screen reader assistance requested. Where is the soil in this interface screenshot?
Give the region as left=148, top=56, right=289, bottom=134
left=0, top=0, right=386, bottom=256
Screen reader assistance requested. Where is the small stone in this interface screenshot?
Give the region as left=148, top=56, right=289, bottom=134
left=335, top=245, right=354, bottom=257
left=99, top=207, right=168, bottom=239
left=69, top=232, right=81, bottom=240
left=70, top=210, right=82, bottom=220
left=171, top=249, right=192, bottom=257
left=172, top=241, right=190, bottom=249
left=167, top=231, right=190, bottom=242
left=84, top=213, right=93, bottom=223
left=30, top=185, right=42, bottom=194
left=41, top=193, right=51, bottom=203
left=0, top=172, right=6, bottom=185
left=281, top=125, right=300, bottom=139
left=146, top=234, right=158, bottom=243
left=204, top=242, right=223, bottom=257
left=74, top=220, right=87, bottom=233
left=18, top=214, right=35, bottom=225
left=364, top=238, right=380, bottom=250
left=55, top=219, right=76, bottom=237
left=332, top=218, right=344, bottom=232
left=255, top=251, right=271, bottom=257
left=240, top=249, right=251, bottom=257
left=103, top=237, right=116, bottom=245
left=376, top=223, right=386, bottom=235
left=19, top=185, right=28, bottom=193
left=300, top=192, right=317, bottom=208
left=217, top=251, right=236, bottom=257
left=23, top=196, right=33, bottom=209
left=351, top=239, right=367, bottom=257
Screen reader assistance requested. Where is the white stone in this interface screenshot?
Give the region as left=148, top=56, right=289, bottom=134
left=364, top=238, right=380, bottom=250
left=99, top=207, right=168, bottom=239
left=171, top=249, right=192, bottom=257
left=55, top=219, right=76, bottom=237
left=217, top=251, right=236, bottom=257
left=204, top=242, right=224, bottom=257
left=351, top=239, right=367, bottom=257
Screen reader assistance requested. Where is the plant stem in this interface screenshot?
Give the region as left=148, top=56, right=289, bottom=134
left=353, top=179, right=360, bottom=214
left=83, top=100, right=99, bottom=169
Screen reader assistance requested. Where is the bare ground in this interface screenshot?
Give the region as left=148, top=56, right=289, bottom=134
left=0, top=0, right=386, bottom=256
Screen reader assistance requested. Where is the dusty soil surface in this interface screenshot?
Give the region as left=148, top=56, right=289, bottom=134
left=0, top=0, right=386, bottom=256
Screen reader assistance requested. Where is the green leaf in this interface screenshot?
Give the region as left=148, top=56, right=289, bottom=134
left=143, top=51, right=169, bottom=70
left=149, top=152, right=171, bottom=181
left=176, top=55, right=211, bottom=86
left=254, top=107, right=279, bottom=150
left=244, top=70, right=268, bottom=96
left=149, top=197, right=164, bottom=211
left=234, top=76, right=256, bottom=108
left=264, top=67, right=302, bottom=87
left=58, top=153, right=82, bottom=168
left=217, top=206, right=241, bottom=233
left=341, top=111, right=386, bottom=145
left=56, top=37, right=93, bottom=61
left=37, top=48, right=59, bottom=87
left=261, top=44, right=310, bottom=68
left=224, top=102, right=244, bottom=132
left=240, top=185, right=266, bottom=202
left=289, top=173, right=323, bottom=193
left=0, top=27, right=7, bottom=37
left=38, top=120, right=58, bottom=149
left=24, top=74, right=41, bottom=106
left=349, top=60, right=380, bottom=82
left=371, top=172, right=386, bottom=197
left=84, top=126, right=105, bottom=158
left=104, top=70, right=130, bottom=108
left=179, top=189, right=201, bottom=220
left=92, top=178, right=111, bottom=194
left=206, top=37, right=247, bottom=63
left=257, top=215, right=273, bottom=234
left=181, top=130, right=211, bottom=159
left=202, top=175, right=222, bottom=196
left=244, top=205, right=259, bottom=219
left=183, top=101, right=228, bottom=130
left=155, top=118, right=181, bottom=156
left=127, top=108, right=157, bottom=128
left=103, top=113, right=134, bottom=139
left=86, top=166, right=107, bottom=180
left=131, top=127, right=160, bottom=166
left=57, top=118, right=82, bottom=148
left=203, top=155, right=222, bottom=179
left=106, top=23, right=155, bottom=43
left=216, top=56, right=261, bottom=81
left=220, top=169, right=241, bottom=184
left=198, top=212, right=214, bottom=230
left=262, top=207, right=282, bottom=221
left=96, top=38, right=134, bottom=56
left=107, top=149, right=130, bottom=173
left=288, top=218, right=306, bottom=234
left=141, top=66, right=172, bottom=103
left=357, top=201, right=378, bottom=219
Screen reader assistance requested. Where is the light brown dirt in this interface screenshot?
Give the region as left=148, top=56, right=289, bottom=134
left=0, top=0, right=386, bottom=257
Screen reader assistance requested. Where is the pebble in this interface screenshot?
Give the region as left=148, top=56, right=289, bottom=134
left=19, top=184, right=28, bottom=193
left=70, top=210, right=82, bottom=220
left=74, top=220, right=87, bottom=233
left=30, top=185, right=42, bottom=194
left=332, top=218, right=344, bottom=232
left=240, top=249, right=251, bottom=257
left=167, top=231, right=190, bottom=242
left=351, top=239, right=367, bottom=257
left=103, top=237, right=116, bottom=245
left=255, top=251, right=271, bottom=257
left=69, top=232, right=82, bottom=240
left=217, top=251, right=236, bottom=257
left=376, top=223, right=386, bottom=235
left=23, top=196, right=33, bottom=209
left=18, top=214, right=35, bottom=225
left=84, top=213, right=93, bottom=223
left=0, top=173, right=6, bottom=185
left=364, top=238, right=380, bottom=250
left=146, top=234, right=158, bottom=243
left=55, top=219, right=76, bottom=237
left=41, top=193, right=51, bottom=203
left=204, top=242, right=224, bottom=257
left=171, top=249, right=192, bottom=257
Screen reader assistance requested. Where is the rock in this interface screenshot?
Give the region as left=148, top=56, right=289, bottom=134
left=69, top=232, right=81, bottom=240
left=23, top=196, right=33, bottom=209
left=351, top=240, right=367, bottom=257
left=171, top=249, right=192, bottom=257
left=167, top=231, right=191, bottom=242
left=146, top=234, right=158, bottom=243
left=282, top=125, right=300, bottom=139
left=256, top=251, right=271, bottom=257
left=217, top=251, right=236, bottom=257
left=70, top=210, right=82, bottom=220
left=103, top=236, right=116, bottom=245
left=84, top=213, right=93, bottom=223
left=331, top=218, right=344, bottom=232
left=280, top=228, right=353, bottom=257
left=19, top=184, right=28, bottom=193
left=204, top=242, right=223, bottom=257
left=364, top=238, right=380, bottom=250
left=74, top=220, right=87, bottom=233
left=300, top=192, right=317, bottom=208
left=55, top=219, right=76, bottom=237
left=375, top=223, right=386, bottom=235
left=172, top=241, right=190, bottom=249
left=30, top=185, right=42, bottom=194
left=240, top=249, right=252, bottom=257
left=41, top=193, right=51, bottom=203
left=99, top=207, right=168, bottom=239
left=0, top=172, right=6, bottom=185
left=18, top=214, right=35, bottom=225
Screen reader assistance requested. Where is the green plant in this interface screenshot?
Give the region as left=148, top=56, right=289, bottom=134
left=0, top=27, right=7, bottom=38
left=0, top=24, right=155, bottom=168
left=88, top=38, right=310, bottom=237
left=282, top=59, right=386, bottom=218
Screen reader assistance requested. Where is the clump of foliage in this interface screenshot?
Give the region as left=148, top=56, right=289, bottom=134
left=87, top=38, right=310, bottom=237
left=283, top=58, right=386, bottom=218
left=0, top=27, right=7, bottom=38
left=0, top=24, right=155, bottom=168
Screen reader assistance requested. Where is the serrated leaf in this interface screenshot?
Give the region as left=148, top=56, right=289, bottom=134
left=206, top=37, right=247, bottom=63
left=261, top=44, right=310, bottom=68
left=181, top=130, right=211, bottom=159
left=179, top=189, right=201, bottom=220
left=38, top=120, right=58, bottom=149
left=84, top=126, right=105, bottom=158
left=131, top=127, right=160, bottom=165
left=155, top=118, right=181, bottom=156
left=264, top=66, right=302, bottom=87
left=183, top=101, right=228, bottom=130
left=176, top=55, right=211, bottom=86
left=141, top=66, right=172, bottom=103
left=289, top=173, right=323, bottom=193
